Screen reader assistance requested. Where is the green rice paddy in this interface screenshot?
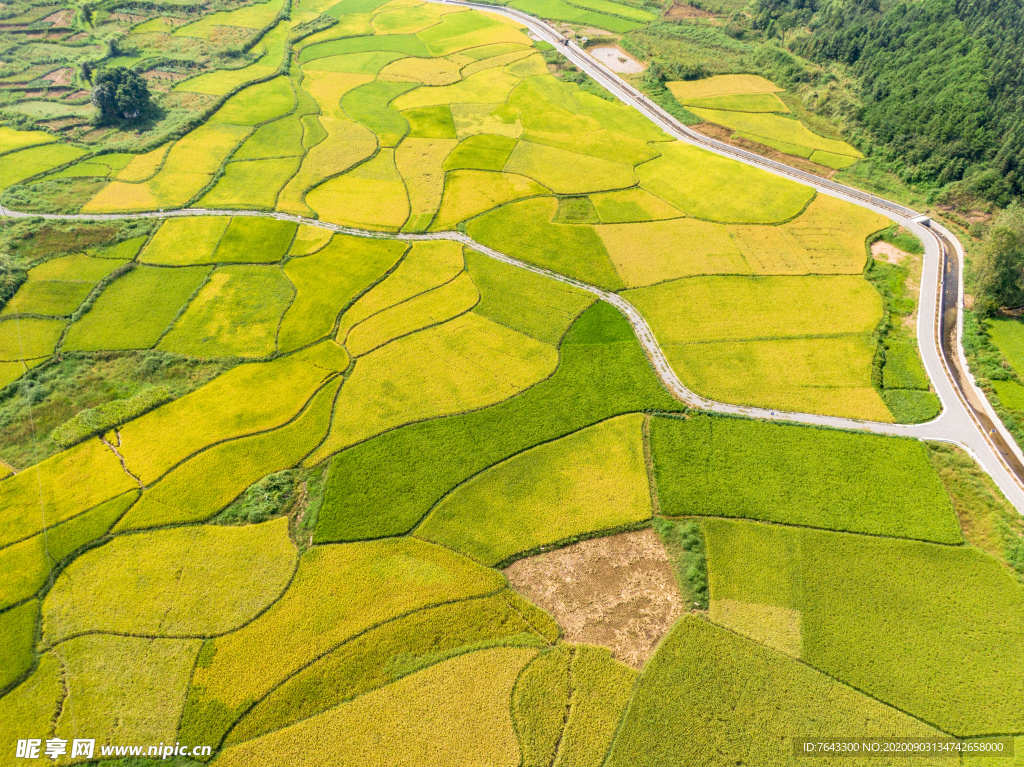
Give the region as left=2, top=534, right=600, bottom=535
left=0, top=0, right=1015, bottom=762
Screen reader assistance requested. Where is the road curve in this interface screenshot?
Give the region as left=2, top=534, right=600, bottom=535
left=4, top=7, right=1024, bottom=511
left=434, top=0, right=1024, bottom=511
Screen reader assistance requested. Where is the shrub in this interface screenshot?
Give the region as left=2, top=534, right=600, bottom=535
left=51, top=386, right=173, bottom=448
left=91, top=67, right=152, bottom=124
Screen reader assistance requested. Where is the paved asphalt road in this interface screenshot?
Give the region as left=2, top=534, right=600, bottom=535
left=4, top=4, right=1024, bottom=512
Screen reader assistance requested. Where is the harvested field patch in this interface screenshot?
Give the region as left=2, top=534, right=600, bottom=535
left=652, top=415, right=960, bottom=541
left=339, top=240, right=462, bottom=335
left=62, top=265, right=210, bottom=351
left=306, top=149, right=410, bottom=230
left=210, top=76, right=294, bottom=126
left=44, top=517, right=296, bottom=640
left=182, top=538, right=508, bottom=745
left=306, top=312, right=558, bottom=464
left=280, top=235, right=406, bottom=351
left=417, top=414, right=652, bottom=566
left=315, top=302, right=681, bottom=541
left=227, top=590, right=555, bottom=745
left=158, top=264, right=293, bottom=359
left=116, top=342, right=350, bottom=484
left=117, top=378, right=342, bottom=529
left=466, top=197, right=623, bottom=289
left=346, top=271, right=479, bottom=356
left=53, top=636, right=202, bottom=746
left=0, top=317, right=65, bottom=360
left=504, top=139, right=636, bottom=194
left=432, top=169, right=546, bottom=230
left=467, top=248, right=593, bottom=344
left=599, top=217, right=749, bottom=286
left=637, top=141, right=814, bottom=223
left=1, top=280, right=93, bottom=317
left=140, top=216, right=230, bottom=265
left=395, top=136, right=457, bottom=231
left=506, top=528, right=684, bottom=667
left=607, top=616, right=954, bottom=767
left=590, top=187, right=683, bottom=223
left=214, top=648, right=534, bottom=767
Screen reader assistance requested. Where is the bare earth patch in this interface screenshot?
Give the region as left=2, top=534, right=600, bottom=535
left=665, top=1, right=715, bottom=19
left=590, top=46, right=644, bottom=74
left=504, top=528, right=684, bottom=668
left=870, top=240, right=908, bottom=264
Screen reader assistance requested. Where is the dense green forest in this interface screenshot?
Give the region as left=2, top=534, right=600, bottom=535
left=793, top=0, right=1024, bottom=205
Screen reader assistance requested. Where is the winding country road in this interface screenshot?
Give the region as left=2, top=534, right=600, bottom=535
left=4, top=1, right=1024, bottom=512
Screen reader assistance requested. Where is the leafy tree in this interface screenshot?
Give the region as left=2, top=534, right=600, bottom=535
left=90, top=67, right=151, bottom=123
left=975, top=204, right=1024, bottom=313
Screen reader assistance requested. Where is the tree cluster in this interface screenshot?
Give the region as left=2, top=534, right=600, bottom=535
left=794, top=0, right=1024, bottom=204
left=974, top=204, right=1024, bottom=314
left=90, top=67, right=152, bottom=124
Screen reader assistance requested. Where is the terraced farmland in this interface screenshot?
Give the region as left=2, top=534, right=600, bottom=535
left=0, top=0, right=1020, bottom=764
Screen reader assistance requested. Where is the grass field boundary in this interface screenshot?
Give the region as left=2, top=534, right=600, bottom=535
left=125, top=372, right=344, bottom=493
left=0, top=488, right=142, bottom=696
left=407, top=410, right=657, bottom=543
left=641, top=412, right=661, bottom=516
left=709, top=615, right=963, bottom=737
left=677, top=509, right=968, bottom=548
left=345, top=274, right=480, bottom=357
left=273, top=266, right=300, bottom=354
left=149, top=265, right=217, bottom=350
left=40, top=530, right=302, bottom=650
left=205, top=586, right=518, bottom=753
left=340, top=252, right=467, bottom=346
